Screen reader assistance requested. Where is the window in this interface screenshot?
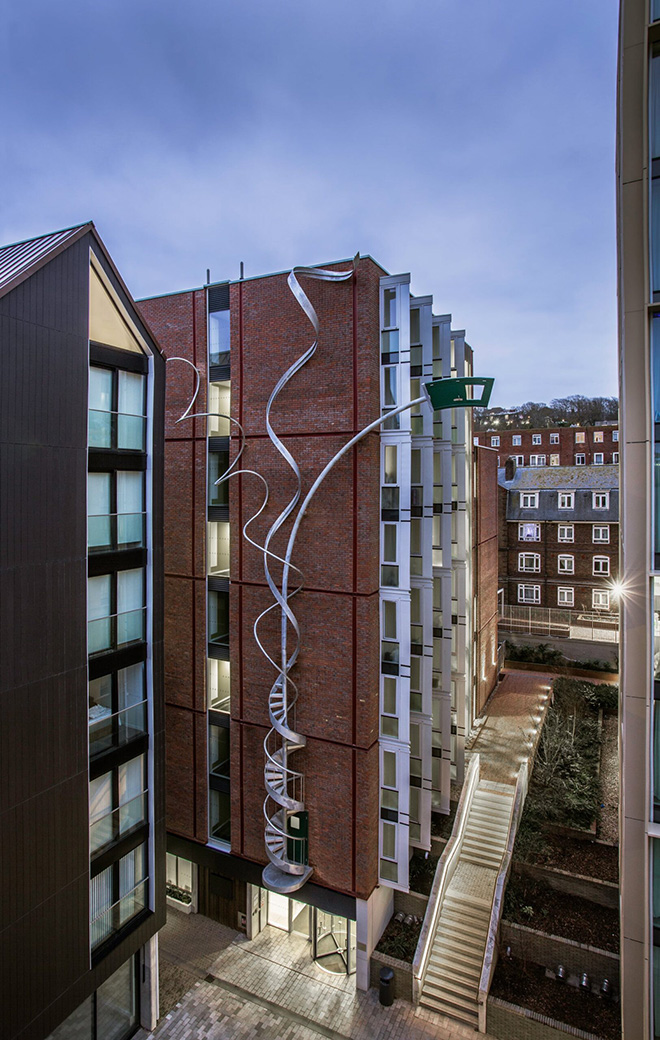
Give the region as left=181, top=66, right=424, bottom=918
left=209, top=790, right=231, bottom=845
left=550, top=433, right=559, bottom=444
left=490, top=435, right=500, bottom=447
left=558, top=554, right=574, bottom=574
left=49, top=958, right=138, bottom=1040
left=594, top=453, right=604, bottom=465
left=575, top=454, right=586, bottom=465
left=87, top=569, right=145, bottom=656
left=512, top=435, right=522, bottom=446
left=575, top=431, right=585, bottom=443
left=89, top=367, right=146, bottom=451
left=89, top=663, right=147, bottom=758
left=208, top=381, right=231, bottom=437
left=381, top=600, right=399, bottom=674
left=612, top=452, right=619, bottom=464
left=88, top=472, right=145, bottom=553
left=529, top=454, right=546, bottom=467
left=594, top=431, right=604, bottom=443
left=381, top=523, right=399, bottom=587
left=518, top=584, right=540, bottom=604
left=593, top=556, right=610, bottom=575
left=380, top=676, right=399, bottom=738
left=207, top=659, right=230, bottom=712
left=208, top=589, right=229, bottom=648
left=518, top=522, right=540, bottom=541
left=209, top=309, right=230, bottom=366
left=593, top=525, right=610, bottom=543
left=558, top=524, right=574, bottom=542
left=558, top=492, right=574, bottom=509
left=383, top=445, right=397, bottom=484
left=550, top=454, right=560, bottom=466
left=382, top=366, right=399, bottom=429
left=593, top=492, right=610, bottom=509
left=91, top=843, right=148, bottom=949
left=612, top=430, right=619, bottom=442
left=532, top=434, right=542, bottom=445
left=89, top=755, right=147, bottom=855
left=210, top=724, right=230, bottom=779
left=513, top=455, right=525, bottom=465
left=593, top=589, right=610, bottom=609
left=207, top=521, right=230, bottom=576
left=558, top=587, right=574, bottom=606
left=518, top=552, right=540, bottom=572
left=520, top=492, right=538, bottom=509
left=209, top=452, right=229, bottom=507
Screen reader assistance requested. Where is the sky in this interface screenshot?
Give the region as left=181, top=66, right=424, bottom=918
left=1, top=0, right=619, bottom=408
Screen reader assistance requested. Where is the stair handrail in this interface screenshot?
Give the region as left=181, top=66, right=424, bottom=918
left=476, top=760, right=529, bottom=1033
left=412, top=752, right=481, bottom=1003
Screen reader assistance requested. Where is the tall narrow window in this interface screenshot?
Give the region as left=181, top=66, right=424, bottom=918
left=652, top=47, right=660, bottom=299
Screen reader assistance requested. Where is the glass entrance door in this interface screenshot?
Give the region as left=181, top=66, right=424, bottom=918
left=311, top=909, right=355, bottom=975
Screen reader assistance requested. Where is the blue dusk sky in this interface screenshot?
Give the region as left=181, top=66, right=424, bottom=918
left=1, top=0, right=618, bottom=407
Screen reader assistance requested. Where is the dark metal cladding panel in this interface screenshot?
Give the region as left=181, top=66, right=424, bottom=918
left=0, top=237, right=91, bottom=1040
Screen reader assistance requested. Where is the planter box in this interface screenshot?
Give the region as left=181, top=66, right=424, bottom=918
left=370, top=949, right=413, bottom=1002
left=487, top=995, right=608, bottom=1040
left=167, top=895, right=194, bottom=915
left=393, top=890, right=428, bottom=917
left=513, top=862, right=618, bottom=910
left=504, top=661, right=618, bottom=683
left=500, top=921, right=619, bottom=983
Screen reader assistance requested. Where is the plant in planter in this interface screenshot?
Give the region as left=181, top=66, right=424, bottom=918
left=166, top=883, right=192, bottom=905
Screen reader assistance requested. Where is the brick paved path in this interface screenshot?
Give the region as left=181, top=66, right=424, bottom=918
left=142, top=910, right=496, bottom=1040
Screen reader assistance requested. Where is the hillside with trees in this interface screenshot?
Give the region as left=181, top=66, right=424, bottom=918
left=473, top=395, right=618, bottom=431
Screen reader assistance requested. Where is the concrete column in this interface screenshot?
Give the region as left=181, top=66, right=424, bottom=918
left=140, top=935, right=159, bottom=1032
left=355, top=885, right=394, bottom=991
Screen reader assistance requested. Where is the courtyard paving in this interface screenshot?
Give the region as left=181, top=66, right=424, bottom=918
left=141, top=909, right=496, bottom=1040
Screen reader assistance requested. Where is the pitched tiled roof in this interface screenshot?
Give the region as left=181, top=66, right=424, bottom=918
left=0, top=223, right=92, bottom=298
left=498, top=464, right=619, bottom=491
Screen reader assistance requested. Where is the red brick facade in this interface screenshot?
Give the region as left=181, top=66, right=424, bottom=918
left=473, top=446, right=499, bottom=714
left=475, top=425, right=619, bottom=467
left=140, top=257, right=385, bottom=901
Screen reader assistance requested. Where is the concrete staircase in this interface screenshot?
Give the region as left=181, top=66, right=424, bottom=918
left=418, top=782, right=514, bottom=1028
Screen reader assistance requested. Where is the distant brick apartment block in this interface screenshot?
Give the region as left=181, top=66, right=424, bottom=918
left=138, top=256, right=497, bottom=988
left=475, top=424, right=619, bottom=468
left=497, top=461, right=619, bottom=612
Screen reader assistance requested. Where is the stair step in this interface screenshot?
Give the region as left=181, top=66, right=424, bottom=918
left=434, top=931, right=486, bottom=952
left=441, top=905, right=491, bottom=926
left=419, top=991, right=478, bottom=1023
left=424, top=973, right=478, bottom=1002
left=463, top=828, right=507, bottom=848
left=463, top=837, right=504, bottom=856
left=436, top=919, right=488, bottom=944
left=426, top=956, right=478, bottom=981
left=469, top=805, right=511, bottom=820
left=461, top=852, right=502, bottom=870
left=444, top=893, right=491, bottom=910
left=430, top=949, right=483, bottom=976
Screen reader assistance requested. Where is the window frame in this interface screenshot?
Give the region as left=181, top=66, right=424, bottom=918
left=558, top=492, right=575, bottom=510
left=520, top=492, right=539, bottom=509
left=518, top=522, right=540, bottom=542
left=592, top=588, right=610, bottom=609
left=592, top=492, right=610, bottom=510
left=593, top=525, right=610, bottom=543
left=518, top=552, right=541, bottom=572
left=558, top=524, right=574, bottom=542
left=517, top=584, right=541, bottom=604
left=557, top=586, right=574, bottom=606
left=593, top=555, right=611, bottom=576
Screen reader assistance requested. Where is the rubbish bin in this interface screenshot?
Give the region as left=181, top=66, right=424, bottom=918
left=379, top=966, right=394, bottom=1006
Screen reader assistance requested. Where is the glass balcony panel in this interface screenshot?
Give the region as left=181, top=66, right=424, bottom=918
left=117, top=608, right=145, bottom=647
left=89, top=409, right=113, bottom=448
left=208, top=658, right=231, bottom=712
left=410, top=556, right=423, bottom=576
left=380, top=716, right=398, bottom=738
left=210, top=724, right=230, bottom=778
left=383, top=288, right=397, bottom=329
left=208, top=381, right=231, bottom=437
left=381, top=641, right=399, bottom=667
left=91, top=881, right=148, bottom=949
left=209, top=453, right=230, bottom=506
left=88, top=617, right=112, bottom=654
left=117, top=512, right=145, bottom=548
left=90, top=791, right=147, bottom=853
left=88, top=514, right=113, bottom=551
left=117, top=413, right=146, bottom=451
left=381, top=329, right=399, bottom=357
left=89, top=700, right=148, bottom=758
left=209, top=310, right=230, bottom=364
left=210, top=789, right=231, bottom=843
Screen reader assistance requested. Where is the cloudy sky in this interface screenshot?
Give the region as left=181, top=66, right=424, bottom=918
left=2, top=0, right=618, bottom=407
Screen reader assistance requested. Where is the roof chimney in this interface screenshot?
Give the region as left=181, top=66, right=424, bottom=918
left=505, top=456, right=517, bottom=481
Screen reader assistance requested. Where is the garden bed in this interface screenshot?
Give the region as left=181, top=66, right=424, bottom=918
left=523, top=835, right=618, bottom=883
left=408, top=850, right=440, bottom=896
left=503, top=874, right=619, bottom=953
left=491, top=956, right=620, bottom=1040
left=375, top=914, right=422, bottom=962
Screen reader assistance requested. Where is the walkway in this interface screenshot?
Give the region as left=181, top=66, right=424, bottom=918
left=142, top=909, right=496, bottom=1040
left=467, top=668, right=554, bottom=784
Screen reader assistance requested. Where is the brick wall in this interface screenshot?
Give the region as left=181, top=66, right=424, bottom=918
left=231, top=258, right=383, bottom=900
left=476, top=426, right=619, bottom=468
left=487, top=997, right=607, bottom=1040
left=474, top=445, right=500, bottom=713
left=500, top=921, right=619, bottom=981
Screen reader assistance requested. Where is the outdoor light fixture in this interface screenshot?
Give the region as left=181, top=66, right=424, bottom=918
left=423, top=375, right=494, bottom=411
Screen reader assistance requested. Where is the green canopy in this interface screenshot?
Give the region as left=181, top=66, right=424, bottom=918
left=423, top=376, right=494, bottom=411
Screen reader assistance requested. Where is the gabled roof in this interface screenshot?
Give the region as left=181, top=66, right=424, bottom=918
left=0, top=222, right=92, bottom=299
left=498, top=464, right=619, bottom=492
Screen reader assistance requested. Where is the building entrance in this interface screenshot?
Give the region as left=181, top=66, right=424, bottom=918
left=258, top=888, right=355, bottom=977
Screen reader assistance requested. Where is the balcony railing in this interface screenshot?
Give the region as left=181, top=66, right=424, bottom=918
left=91, top=879, right=148, bottom=949
left=88, top=409, right=146, bottom=451
left=88, top=699, right=148, bottom=757
left=88, top=512, right=146, bottom=552
left=90, top=790, right=147, bottom=854
left=88, top=607, right=146, bottom=655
